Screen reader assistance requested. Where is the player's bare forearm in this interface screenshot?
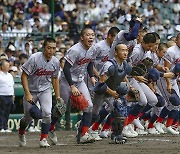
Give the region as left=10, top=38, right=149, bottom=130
left=52, top=77, right=60, bottom=99
left=21, top=71, right=31, bottom=95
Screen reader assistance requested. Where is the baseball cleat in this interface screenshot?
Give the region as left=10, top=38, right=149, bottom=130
left=122, top=125, right=137, bottom=138
left=133, top=118, right=144, bottom=130
left=148, top=127, right=160, bottom=134
left=28, top=126, right=35, bottom=132
left=34, top=126, right=41, bottom=132
left=19, top=134, right=26, bottom=147
left=89, top=127, right=102, bottom=141
left=154, top=122, right=165, bottom=134
left=99, top=130, right=110, bottom=138
left=49, top=130, right=58, bottom=145
left=109, top=134, right=127, bottom=144
left=136, top=128, right=148, bottom=135
left=166, top=126, right=179, bottom=135
left=39, top=138, right=50, bottom=148
left=79, top=132, right=95, bottom=144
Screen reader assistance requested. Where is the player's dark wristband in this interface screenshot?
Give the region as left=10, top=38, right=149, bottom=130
left=160, top=72, right=164, bottom=77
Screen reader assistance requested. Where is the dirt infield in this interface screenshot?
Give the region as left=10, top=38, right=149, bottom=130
left=0, top=131, right=180, bottom=154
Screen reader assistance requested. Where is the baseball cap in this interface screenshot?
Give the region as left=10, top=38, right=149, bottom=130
left=10, top=66, right=18, bottom=72
left=18, top=10, right=24, bottom=14
left=36, top=0, right=42, bottom=3
left=175, top=25, right=180, bottom=32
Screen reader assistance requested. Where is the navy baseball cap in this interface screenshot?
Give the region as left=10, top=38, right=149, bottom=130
left=147, top=68, right=161, bottom=82
left=173, top=62, right=180, bottom=74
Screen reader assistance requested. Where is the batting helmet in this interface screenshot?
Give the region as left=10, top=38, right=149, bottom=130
left=90, top=82, right=107, bottom=95
left=29, top=104, right=42, bottom=119
left=116, top=82, right=130, bottom=96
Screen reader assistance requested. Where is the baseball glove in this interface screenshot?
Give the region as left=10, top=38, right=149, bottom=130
left=52, top=98, right=66, bottom=117
left=127, top=88, right=140, bottom=102
left=70, top=93, right=88, bottom=111
left=130, top=63, right=147, bottom=76
left=141, top=57, right=153, bottom=70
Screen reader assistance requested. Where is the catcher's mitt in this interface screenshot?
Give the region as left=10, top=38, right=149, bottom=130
left=70, top=93, right=88, bottom=111
left=127, top=88, right=140, bottom=102
left=52, top=98, right=66, bottom=117
left=130, top=63, right=147, bottom=76
left=141, top=57, right=153, bottom=70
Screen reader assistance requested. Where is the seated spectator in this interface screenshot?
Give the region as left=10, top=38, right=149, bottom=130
left=0, top=5, right=10, bottom=27
left=12, top=20, right=27, bottom=37
left=0, top=60, right=14, bottom=133
left=31, top=0, right=43, bottom=13
left=64, top=0, right=77, bottom=12
left=39, top=4, right=51, bottom=26
left=143, top=4, right=153, bottom=18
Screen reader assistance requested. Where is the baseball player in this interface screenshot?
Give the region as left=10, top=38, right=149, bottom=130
left=122, top=33, right=159, bottom=137
left=18, top=37, right=60, bottom=147
left=92, top=27, right=120, bottom=123
left=109, top=17, right=143, bottom=59
left=60, top=27, right=97, bottom=144
left=155, top=33, right=180, bottom=134
left=90, top=43, right=132, bottom=142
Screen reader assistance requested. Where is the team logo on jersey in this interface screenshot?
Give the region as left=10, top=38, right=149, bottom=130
left=35, top=68, right=54, bottom=76
left=101, top=55, right=109, bottom=62
left=77, top=58, right=91, bottom=65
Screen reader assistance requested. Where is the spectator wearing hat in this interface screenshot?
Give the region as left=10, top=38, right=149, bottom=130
left=31, top=0, right=43, bottom=13
left=0, top=60, right=14, bottom=133
left=51, top=16, right=62, bottom=32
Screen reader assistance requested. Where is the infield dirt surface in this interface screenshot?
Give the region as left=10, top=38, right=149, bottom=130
left=0, top=131, right=180, bottom=154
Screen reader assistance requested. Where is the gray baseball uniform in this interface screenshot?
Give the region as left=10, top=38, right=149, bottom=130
left=128, top=44, right=158, bottom=107
left=60, top=42, right=97, bottom=112
left=21, top=52, right=60, bottom=124
left=157, top=45, right=180, bottom=111
left=109, top=30, right=136, bottom=59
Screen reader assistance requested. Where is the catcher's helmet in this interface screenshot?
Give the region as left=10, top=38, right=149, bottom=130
left=29, top=104, right=42, bottom=119
left=116, top=82, right=130, bottom=96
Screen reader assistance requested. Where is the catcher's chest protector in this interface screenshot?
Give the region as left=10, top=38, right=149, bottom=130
left=105, top=59, right=129, bottom=90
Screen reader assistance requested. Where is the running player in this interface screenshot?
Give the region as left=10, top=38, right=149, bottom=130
left=60, top=27, right=97, bottom=144
left=18, top=37, right=60, bottom=147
